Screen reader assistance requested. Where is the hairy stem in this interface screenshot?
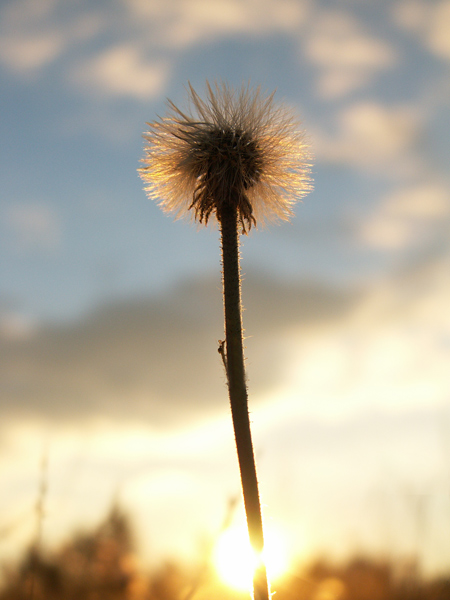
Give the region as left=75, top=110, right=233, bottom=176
left=220, top=202, right=269, bottom=600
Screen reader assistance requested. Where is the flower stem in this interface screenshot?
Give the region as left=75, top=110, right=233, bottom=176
left=220, top=202, right=269, bottom=600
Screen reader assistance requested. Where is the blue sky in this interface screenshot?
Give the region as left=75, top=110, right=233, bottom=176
left=2, top=0, right=449, bottom=321
left=1, top=0, right=450, bottom=581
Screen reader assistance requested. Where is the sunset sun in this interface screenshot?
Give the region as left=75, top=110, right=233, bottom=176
left=213, top=525, right=288, bottom=591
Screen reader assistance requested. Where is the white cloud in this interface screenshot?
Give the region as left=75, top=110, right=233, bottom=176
left=278, top=255, right=450, bottom=422
left=70, top=45, right=169, bottom=99
left=359, top=184, right=449, bottom=249
left=0, top=0, right=57, bottom=31
left=3, top=203, right=61, bottom=252
left=127, top=0, right=309, bottom=47
left=0, top=0, right=308, bottom=99
left=312, top=69, right=371, bottom=100
left=314, top=102, right=420, bottom=173
left=0, top=0, right=101, bottom=76
left=392, top=0, right=430, bottom=32
left=1, top=265, right=450, bottom=570
left=341, top=103, right=413, bottom=155
left=0, top=0, right=309, bottom=87
left=359, top=218, right=414, bottom=250
left=427, top=0, right=450, bottom=59
left=382, top=184, right=449, bottom=218
left=0, top=33, right=64, bottom=74
left=304, top=11, right=397, bottom=98
left=393, top=0, right=450, bottom=61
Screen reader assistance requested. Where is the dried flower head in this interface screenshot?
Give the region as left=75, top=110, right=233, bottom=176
left=139, top=81, right=312, bottom=233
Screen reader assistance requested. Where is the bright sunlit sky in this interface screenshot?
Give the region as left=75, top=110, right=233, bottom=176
left=1, top=0, right=450, bottom=580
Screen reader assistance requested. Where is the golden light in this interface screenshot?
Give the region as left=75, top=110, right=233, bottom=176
left=213, top=525, right=288, bottom=591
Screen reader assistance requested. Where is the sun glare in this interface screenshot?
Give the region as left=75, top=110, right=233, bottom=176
left=213, top=525, right=288, bottom=591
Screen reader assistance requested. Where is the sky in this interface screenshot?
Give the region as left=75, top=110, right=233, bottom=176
left=1, top=0, right=450, bottom=582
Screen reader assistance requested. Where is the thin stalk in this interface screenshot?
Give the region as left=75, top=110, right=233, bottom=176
left=220, top=202, right=269, bottom=600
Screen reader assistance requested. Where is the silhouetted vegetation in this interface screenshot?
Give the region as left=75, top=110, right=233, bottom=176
left=276, top=557, right=450, bottom=600
left=1, top=509, right=449, bottom=600
left=0, top=506, right=141, bottom=600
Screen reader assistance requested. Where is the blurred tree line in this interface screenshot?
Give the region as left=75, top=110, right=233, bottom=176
left=1, top=507, right=449, bottom=600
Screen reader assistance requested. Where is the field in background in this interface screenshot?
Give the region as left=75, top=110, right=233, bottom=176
left=1, top=506, right=449, bottom=600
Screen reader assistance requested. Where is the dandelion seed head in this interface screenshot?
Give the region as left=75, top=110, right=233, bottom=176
left=139, top=81, right=313, bottom=232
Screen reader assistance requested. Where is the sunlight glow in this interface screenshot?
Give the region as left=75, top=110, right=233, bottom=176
left=213, top=525, right=288, bottom=591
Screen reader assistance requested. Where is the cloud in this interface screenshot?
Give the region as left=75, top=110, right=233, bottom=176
left=70, top=0, right=306, bottom=98
left=337, top=103, right=416, bottom=159
left=2, top=266, right=450, bottom=568
left=127, top=0, right=309, bottom=48
left=4, top=258, right=448, bottom=429
left=3, top=203, right=62, bottom=253
left=359, top=184, right=449, bottom=249
left=427, top=1, right=450, bottom=59
left=313, top=101, right=421, bottom=173
left=393, top=0, right=450, bottom=61
left=70, top=45, right=169, bottom=99
left=274, top=254, right=450, bottom=425
left=304, top=11, right=397, bottom=98
left=0, top=0, right=308, bottom=94
left=0, top=274, right=359, bottom=427
left=0, top=0, right=101, bottom=76
left=0, top=33, right=64, bottom=74
left=392, top=0, right=429, bottom=31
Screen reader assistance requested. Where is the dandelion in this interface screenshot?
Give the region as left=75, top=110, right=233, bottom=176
left=139, top=81, right=312, bottom=600
left=139, top=81, right=312, bottom=232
